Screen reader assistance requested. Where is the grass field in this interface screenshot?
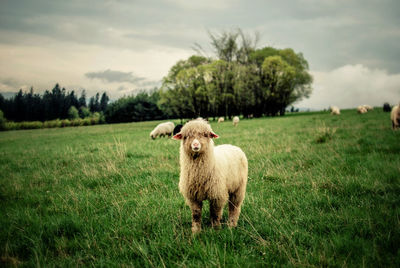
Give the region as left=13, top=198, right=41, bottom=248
left=0, top=109, right=399, bottom=267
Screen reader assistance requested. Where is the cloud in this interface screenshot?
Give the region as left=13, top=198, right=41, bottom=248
left=297, top=64, right=400, bottom=109
left=85, top=69, right=146, bottom=84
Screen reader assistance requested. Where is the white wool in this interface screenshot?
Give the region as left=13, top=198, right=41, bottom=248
left=391, top=103, right=400, bottom=130
left=362, top=105, right=373, bottom=111
left=330, top=106, right=340, bottom=115
left=357, top=106, right=367, bottom=114
left=217, top=117, right=224, bottom=123
left=233, top=116, right=240, bottom=126
left=150, top=122, right=174, bottom=139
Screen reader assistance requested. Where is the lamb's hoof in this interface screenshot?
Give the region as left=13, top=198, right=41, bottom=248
left=228, top=221, right=237, bottom=228
left=191, top=225, right=201, bottom=234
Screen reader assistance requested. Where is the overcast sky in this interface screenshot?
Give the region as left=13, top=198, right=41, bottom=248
left=0, top=0, right=399, bottom=109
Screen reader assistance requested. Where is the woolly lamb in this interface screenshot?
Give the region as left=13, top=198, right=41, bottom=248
left=173, top=124, right=183, bottom=135
left=232, top=116, right=240, bottom=126
left=357, top=106, right=367, bottom=114
left=391, top=103, right=400, bottom=130
left=150, top=122, right=174, bottom=139
left=330, top=106, right=340, bottom=115
left=173, top=119, right=248, bottom=233
left=217, top=117, right=224, bottom=123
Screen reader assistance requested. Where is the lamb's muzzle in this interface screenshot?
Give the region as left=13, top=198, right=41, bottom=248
left=191, top=139, right=201, bottom=152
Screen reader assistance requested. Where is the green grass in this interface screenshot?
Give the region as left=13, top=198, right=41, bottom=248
left=0, top=109, right=399, bottom=267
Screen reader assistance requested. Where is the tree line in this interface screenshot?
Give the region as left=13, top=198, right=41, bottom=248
left=0, top=84, right=109, bottom=122
left=0, top=30, right=313, bottom=126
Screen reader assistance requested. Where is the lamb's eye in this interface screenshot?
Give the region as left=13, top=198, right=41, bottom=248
left=183, top=136, right=187, bottom=140
left=204, top=133, right=208, bottom=137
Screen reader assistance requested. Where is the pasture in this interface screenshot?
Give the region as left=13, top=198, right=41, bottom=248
left=0, top=109, right=399, bottom=267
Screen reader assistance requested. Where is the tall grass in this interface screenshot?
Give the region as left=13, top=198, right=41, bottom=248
left=0, top=109, right=399, bottom=267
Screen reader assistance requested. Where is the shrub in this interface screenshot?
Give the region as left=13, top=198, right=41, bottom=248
left=61, top=119, right=71, bottom=127
left=68, top=106, right=79, bottom=120
left=20, top=121, right=43, bottom=129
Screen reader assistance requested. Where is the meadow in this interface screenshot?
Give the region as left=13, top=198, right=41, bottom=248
left=0, top=109, right=399, bottom=267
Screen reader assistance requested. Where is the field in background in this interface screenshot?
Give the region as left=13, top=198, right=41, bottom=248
left=0, top=109, right=399, bottom=267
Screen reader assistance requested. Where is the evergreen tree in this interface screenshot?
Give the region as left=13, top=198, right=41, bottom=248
left=100, top=92, right=109, bottom=112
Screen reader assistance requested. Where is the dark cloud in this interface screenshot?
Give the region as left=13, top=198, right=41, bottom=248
left=1, top=0, right=400, bottom=73
left=85, top=69, right=146, bottom=84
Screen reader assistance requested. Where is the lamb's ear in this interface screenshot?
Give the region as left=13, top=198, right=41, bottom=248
left=172, top=133, right=182, bottom=140
left=210, top=132, right=219, bottom=139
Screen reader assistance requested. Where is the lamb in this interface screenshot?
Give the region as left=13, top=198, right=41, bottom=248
left=330, top=106, right=340, bottom=115
left=357, top=105, right=367, bottom=114
left=173, top=119, right=248, bottom=233
left=217, top=117, right=224, bottom=123
left=391, top=102, right=400, bottom=130
left=173, top=124, right=183, bottom=135
left=232, top=116, right=240, bottom=126
left=149, top=122, right=174, bottom=139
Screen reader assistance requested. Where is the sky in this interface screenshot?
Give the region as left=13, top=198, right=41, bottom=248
left=0, top=0, right=399, bottom=110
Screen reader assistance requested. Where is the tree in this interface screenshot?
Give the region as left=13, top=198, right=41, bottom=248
left=79, top=106, right=91, bottom=118
left=78, top=90, right=87, bottom=107
left=68, top=106, right=79, bottom=120
left=100, top=92, right=109, bottom=112
left=0, top=110, right=6, bottom=130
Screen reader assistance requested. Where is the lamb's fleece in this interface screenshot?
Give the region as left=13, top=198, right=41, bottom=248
left=217, top=117, right=224, bottom=123
left=357, top=106, right=367, bottom=114
left=149, top=122, right=174, bottom=139
left=391, top=103, right=400, bottom=130
left=330, top=106, right=340, bottom=115
left=232, top=116, right=240, bottom=126
left=173, top=119, right=248, bottom=233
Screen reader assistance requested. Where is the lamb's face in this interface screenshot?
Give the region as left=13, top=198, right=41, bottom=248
left=173, top=120, right=218, bottom=156
left=182, top=132, right=213, bottom=155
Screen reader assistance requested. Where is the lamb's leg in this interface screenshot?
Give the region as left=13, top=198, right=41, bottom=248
left=210, top=199, right=225, bottom=229
left=228, top=190, right=245, bottom=228
left=190, top=201, right=203, bottom=234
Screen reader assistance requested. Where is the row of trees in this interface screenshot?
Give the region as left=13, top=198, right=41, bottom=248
left=0, top=30, right=313, bottom=125
left=0, top=84, right=109, bottom=122
left=159, top=30, right=312, bottom=119
left=105, top=91, right=166, bottom=123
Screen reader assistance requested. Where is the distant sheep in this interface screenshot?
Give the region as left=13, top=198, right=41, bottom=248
left=233, top=116, right=240, bottom=126
left=391, top=103, right=400, bottom=130
left=357, top=106, right=367, bottom=114
left=217, top=117, right=224, bottom=123
left=173, top=119, right=248, bottom=233
left=150, top=122, right=174, bottom=139
left=383, top=102, right=391, bottom=112
left=330, top=106, right=340, bottom=115
left=173, top=124, right=183, bottom=135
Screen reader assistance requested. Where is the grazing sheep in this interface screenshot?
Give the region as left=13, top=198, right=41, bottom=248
left=330, top=106, right=340, bottom=115
left=233, top=116, right=240, bottom=126
left=383, top=102, right=392, bottom=112
left=362, top=105, right=373, bottom=111
left=357, top=106, right=368, bottom=114
left=150, top=122, right=174, bottom=139
left=217, top=117, right=224, bottom=123
left=173, top=119, right=248, bottom=233
left=173, top=124, right=183, bottom=135
left=391, top=103, right=400, bottom=130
